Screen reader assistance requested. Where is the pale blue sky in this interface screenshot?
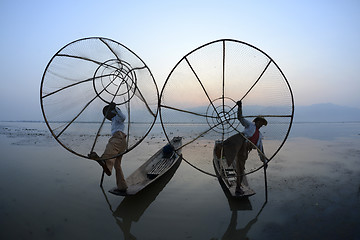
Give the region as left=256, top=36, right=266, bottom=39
left=0, top=0, right=359, bottom=120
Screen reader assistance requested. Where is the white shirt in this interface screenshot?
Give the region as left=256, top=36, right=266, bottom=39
left=238, top=117, right=263, bottom=148
left=111, top=107, right=126, bottom=135
left=238, top=108, right=265, bottom=162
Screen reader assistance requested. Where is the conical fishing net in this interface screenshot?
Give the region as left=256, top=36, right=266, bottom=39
left=160, top=39, right=294, bottom=175
left=40, top=37, right=159, bottom=159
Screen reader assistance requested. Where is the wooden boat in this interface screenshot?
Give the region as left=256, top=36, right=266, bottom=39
left=109, top=137, right=182, bottom=196
left=213, top=140, right=255, bottom=198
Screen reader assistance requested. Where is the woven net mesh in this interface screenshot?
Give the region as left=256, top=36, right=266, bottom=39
left=40, top=37, right=158, bottom=159
left=160, top=39, right=294, bottom=175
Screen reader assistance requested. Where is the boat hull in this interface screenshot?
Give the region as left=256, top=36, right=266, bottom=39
left=109, top=137, right=182, bottom=196
left=213, top=140, right=255, bottom=198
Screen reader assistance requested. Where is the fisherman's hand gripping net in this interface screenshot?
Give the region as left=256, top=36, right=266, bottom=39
left=40, top=37, right=159, bottom=159
left=159, top=39, right=294, bottom=176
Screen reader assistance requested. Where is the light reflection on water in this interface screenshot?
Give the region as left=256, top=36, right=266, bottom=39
left=0, top=121, right=359, bottom=239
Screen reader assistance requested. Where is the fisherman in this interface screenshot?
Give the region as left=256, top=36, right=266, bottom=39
left=219, top=100, right=267, bottom=194
left=88, top=102, right=128, bottom=193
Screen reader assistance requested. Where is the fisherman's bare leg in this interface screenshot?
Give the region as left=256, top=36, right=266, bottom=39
left=108, top=131, right=127, bottom=190
left=223, top=134, right=246, bottom=166
left=235, top=143, right=248, bottom=193
left=96, top=136, right=119, bottom=176
left=114, top=155, right=128, bottom=190
left=101, top=132, right=128, bottom=190
left=214, top=142, right=222, bottom=159
left=102, top=136, right=120, bottom=174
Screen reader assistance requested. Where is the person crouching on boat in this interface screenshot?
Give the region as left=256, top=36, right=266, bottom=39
left=222, top=100, right=267, bottom=194
left=88, top=102, right=128, bottom=193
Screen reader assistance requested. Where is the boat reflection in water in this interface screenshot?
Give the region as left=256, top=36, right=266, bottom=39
left=101, top=157, right=182, bottom=239
left=213, top=141, right=267, bottom=239
left=219, top=195, right=267, bottom=240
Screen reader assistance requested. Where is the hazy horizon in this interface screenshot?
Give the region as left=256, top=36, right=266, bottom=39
left=1, top=102, right=359, bottom=122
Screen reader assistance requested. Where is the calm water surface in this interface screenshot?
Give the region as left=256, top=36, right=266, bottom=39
left=0, top=122, right=359, bottom=239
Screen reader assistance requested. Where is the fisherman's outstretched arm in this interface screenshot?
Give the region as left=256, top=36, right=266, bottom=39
left=237, top=100, right=251, bottom=127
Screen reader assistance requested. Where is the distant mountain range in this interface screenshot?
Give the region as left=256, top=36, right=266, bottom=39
left=1, top=103, right=359, bottom=123
left=294, top=103, right=360, bottom=122
left=158, top=103, right=360, bottom=123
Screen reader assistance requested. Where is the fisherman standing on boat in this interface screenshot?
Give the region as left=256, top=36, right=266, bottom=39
left=88, top=102, right=128, bottom=193
left=221, top=101, right=267, bottom=194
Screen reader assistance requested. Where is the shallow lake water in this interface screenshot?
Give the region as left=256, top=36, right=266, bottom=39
left=0, top=121, right=359, bottom=239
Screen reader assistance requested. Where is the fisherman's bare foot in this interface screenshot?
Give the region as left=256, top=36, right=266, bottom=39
left=97, top=160, right=111, bottom=176
left=235, top=186, right=244, bottom=195
left=88, top=152, right=111, bottom=176
left=88, top=152, right=100, bottom=159
left=109, top=187, right=128, bottom=196
left=113, top=187, right=127, bottom=194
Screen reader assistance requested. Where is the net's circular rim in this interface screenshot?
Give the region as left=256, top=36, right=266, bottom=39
left=40, top=37, right=159, bottom=160
left=159, top=38, right=294, bottom=176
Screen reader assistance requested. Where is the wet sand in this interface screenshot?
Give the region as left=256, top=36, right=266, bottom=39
left=0, top=122, right=359, bottom=239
